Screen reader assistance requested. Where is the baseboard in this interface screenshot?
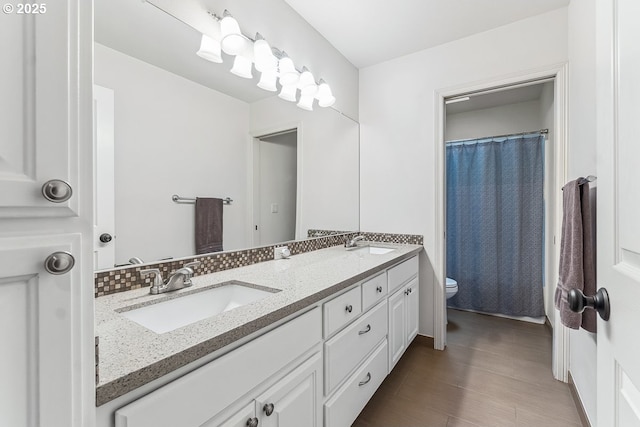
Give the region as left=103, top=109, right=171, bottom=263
left=568, top=372, right=592, bottom=427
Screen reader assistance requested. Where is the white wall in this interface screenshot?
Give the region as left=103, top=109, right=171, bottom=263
left=359, top=8, right=568, bottom=337
left=250, top=98, right=360, bottom=238
left=94, top=43, right=250, bottom=265
left=445, top=100, right=542, bottom=141
left=256, top=132, right=297, bottom=245
left=567, top=0, right=598, bottom=424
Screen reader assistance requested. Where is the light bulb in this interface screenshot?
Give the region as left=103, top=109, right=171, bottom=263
left=315, top=80, right=336, bottom=107
left=254, top=34, right=277, bottom=73
left=257, top=70, right=278, bottom=91
left=278, top=52, right=299, bottom=86
left=196, top=34, right=223, bottom=63
left=278, top=85, right=298, bottom=102
left=220, top=11, right=246, bottom=55
left=297, top=93, right=314, bottom=111
left=230, top=55, right=253, bottom=79
left=298, top=67, right=317, bottom=96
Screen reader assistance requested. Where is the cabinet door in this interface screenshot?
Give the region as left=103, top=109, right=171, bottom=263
left=201, top=401, right=256, bottom=427
left=0, top=234, right=84, bottom=427
left=0, top=0, right=88, bottom=218
left=256, top=352, right=322, bottom=427
left=387, top=287, right=406, bottom=372
left=405, top=277, right=419, bottom=345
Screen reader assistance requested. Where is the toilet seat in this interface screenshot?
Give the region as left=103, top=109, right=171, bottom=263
left=445, top=277, right=458, bottom=299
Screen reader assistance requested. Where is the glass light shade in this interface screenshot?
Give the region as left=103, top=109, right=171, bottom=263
left=230, top=55, right=253, bottom=79
left=257, top=70, right=278, bottom=92
left=316, top=81, right=336, bottom=107
left=196, top=34, right=223, bottom=63
left=220, top=12, right=245, bottom=55
left=298, top=68, right=317, bottom=96
left=297, top=93, right=314, bottom=111
left=278, top=55, right=299, bottom=86
left=254, top=38, right=277, bottom=73
left=278, top=84, right=298, bottom=102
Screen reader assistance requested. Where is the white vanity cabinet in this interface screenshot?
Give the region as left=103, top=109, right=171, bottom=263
left=387, top=257, right=419, bottom=371
left=115, top=308, right=322, bottom=427
left=107, top=253, right=421, bottom=427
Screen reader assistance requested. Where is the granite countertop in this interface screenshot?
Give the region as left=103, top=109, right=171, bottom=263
left=95, top=242, right=422, bottom=405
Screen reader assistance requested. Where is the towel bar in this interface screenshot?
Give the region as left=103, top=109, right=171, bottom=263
left=172, top=195, right=232, bottom=205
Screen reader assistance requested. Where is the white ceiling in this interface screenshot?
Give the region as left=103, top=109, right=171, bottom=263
left=283, top=0, right=570, bottom=68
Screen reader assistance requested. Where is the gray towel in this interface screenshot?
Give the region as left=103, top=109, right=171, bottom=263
left=195, top=198, right=223, bottom=254
left=554, top=179, right=597, bottom=332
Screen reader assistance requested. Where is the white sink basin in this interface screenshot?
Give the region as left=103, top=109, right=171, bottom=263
left=354, top=246, right=396, bottom=255
left=120, top=283, right=279, bottom=334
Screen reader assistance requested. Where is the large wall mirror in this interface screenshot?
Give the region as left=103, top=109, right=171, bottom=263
left=93, top=0, right=359, bottom=270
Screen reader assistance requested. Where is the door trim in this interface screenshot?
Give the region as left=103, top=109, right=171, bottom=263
left=433, top=63, right=569, bottom=382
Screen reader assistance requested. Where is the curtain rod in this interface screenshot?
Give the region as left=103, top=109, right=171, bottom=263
left=446, top=129, right=548, bottom=144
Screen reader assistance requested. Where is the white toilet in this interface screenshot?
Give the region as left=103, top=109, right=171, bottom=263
left=446, top=277, right=458, bottom=299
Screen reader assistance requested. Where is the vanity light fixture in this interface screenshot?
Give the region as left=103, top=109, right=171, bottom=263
left=197, top=9, right=335, bottom=111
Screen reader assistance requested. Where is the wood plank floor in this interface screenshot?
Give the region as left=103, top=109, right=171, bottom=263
left=353, top=309, right=584, bottom=427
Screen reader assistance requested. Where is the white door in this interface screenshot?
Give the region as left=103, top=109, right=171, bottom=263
left=0, top=1, right=94, bottom=426
left=596, top=0, right=640, bottom=425
left=94, top=85, right=116, bottom=270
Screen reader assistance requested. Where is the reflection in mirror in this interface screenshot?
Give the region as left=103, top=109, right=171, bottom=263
left=93, top=0, right=359, bottom=270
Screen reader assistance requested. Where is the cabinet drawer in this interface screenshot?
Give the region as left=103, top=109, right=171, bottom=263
left=323, top=286, right=362, bottom=338
left=115, top=308, right=321, bottom=427
left=362, top=272, right=387, bottom=312
left=388, top=255, right=418, bottom=293
left=324, top=340, right=388, bottom=427
left=324, top=300, right=387, bottom=395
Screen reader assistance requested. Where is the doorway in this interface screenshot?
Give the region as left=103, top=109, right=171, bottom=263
left=252, top=129, right=298, bottom=246
left=444, top=81, right=553, bottom=324
left=434, top=65, right=569, bottom=382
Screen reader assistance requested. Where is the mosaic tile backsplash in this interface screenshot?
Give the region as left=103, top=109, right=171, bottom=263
left=94, top=230, right=423, bottom=298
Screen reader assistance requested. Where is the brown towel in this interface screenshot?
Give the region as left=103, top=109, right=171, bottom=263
left=554, top=179, right=597, bottom=332
left=195, top=198, right=223, bottom=254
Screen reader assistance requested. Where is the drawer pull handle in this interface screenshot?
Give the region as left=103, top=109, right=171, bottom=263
left=263, top=403, right=275, bottom=416
left=376, top=286, right=383, bottom=293
left=246, top=417, right=259, bottom=427
left=359, top=372, right=372, bottom=386
left=358, top=324, right=371, bottom=335
left=346, top=304, right=353, bottom=313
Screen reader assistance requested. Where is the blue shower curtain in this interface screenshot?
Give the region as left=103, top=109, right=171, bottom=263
left=446, top=134, right=545, bottom=317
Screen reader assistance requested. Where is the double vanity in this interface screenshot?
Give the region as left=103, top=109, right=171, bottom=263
left=95, top=241, right=421, bottom=427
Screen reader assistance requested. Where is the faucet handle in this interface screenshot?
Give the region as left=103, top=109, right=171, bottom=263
left=184, top=261, right=201, bottom=272
left=140, top=268, right=163, bottom=286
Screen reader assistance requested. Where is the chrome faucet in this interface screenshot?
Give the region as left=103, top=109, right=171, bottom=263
left=140, top=261, right=201, bottom=295
left=345, top=235, right=365, bottom=249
